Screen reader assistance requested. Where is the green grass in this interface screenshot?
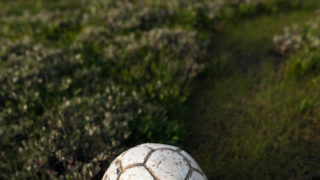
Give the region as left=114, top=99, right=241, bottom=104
left=184, top=3, right=320, bottom=179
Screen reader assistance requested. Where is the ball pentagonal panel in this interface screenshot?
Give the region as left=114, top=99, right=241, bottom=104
left=119, top=166, right=154, bottom=180
left=145, top=149, right=189, bottom=180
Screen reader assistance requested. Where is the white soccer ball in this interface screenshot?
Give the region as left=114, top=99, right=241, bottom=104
left=102, top=143, right=207, bottom=180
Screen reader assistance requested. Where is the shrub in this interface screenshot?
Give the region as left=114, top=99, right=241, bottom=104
left=274, top=16, right=320, bottom=79
left=0, top=5, right=204, bottom=179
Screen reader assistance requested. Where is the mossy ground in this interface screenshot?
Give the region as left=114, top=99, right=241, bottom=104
left=184, top=2, right=320, bottom=179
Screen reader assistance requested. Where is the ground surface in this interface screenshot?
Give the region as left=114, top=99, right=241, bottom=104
left=184, top=2, right=320, bottom=179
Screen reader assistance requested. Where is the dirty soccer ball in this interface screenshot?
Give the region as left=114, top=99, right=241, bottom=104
left=102, top=143, right=207, bottom=180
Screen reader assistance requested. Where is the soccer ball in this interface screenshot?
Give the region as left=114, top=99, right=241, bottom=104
left=102, top=143, right=207, bottom=180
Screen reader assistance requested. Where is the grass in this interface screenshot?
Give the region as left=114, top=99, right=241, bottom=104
left=184, top=2, right=320, bottom=179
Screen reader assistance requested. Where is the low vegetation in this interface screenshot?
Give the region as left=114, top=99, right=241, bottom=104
left=0, top=0, right=319, bottom=179
left=275, top=15, right=320, bottom=79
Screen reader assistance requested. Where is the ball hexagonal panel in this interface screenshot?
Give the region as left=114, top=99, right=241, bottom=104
left=145, top=149, right=189, bottom=180
left=142, top=143, right=179, bottom=151
left=102, top=159, right=121, bottom=180
left=188, top=171, right=207, bottom=180
left=119, top=166, right=154, bottom=180
left=121, top=145, right=152, bottom=167
left=180, top=150, right=203, bottom=172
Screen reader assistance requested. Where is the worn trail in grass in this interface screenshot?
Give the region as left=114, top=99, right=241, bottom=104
left=184, top=3, right=320, bottom=179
